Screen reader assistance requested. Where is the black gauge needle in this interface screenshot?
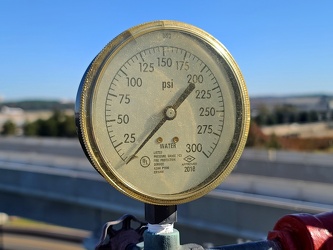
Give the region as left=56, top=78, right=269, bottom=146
left=172, top=83, right=195, bottom=110
left=126, top=83, right=195, bottom=164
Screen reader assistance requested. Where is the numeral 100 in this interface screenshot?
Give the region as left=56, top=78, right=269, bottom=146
left=127, top=77, right=143, bottom=87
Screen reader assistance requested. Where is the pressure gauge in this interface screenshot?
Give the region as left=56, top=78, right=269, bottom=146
left=76, top=20, right=250, bottom=205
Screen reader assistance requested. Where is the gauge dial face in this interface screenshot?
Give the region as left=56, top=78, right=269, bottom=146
left=76, top=21, right=250, bottom=205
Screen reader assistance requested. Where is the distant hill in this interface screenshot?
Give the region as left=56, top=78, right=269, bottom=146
left=0, top=100, right=74, bottom=111
left=250, top=94, right=333, bottom=113
left=1, top=94, right=333, bottom=113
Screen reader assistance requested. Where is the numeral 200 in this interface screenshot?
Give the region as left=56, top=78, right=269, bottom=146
left=187, top=74, right=203, bottom=84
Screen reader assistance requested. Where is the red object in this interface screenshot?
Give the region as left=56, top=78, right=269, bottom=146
left=268, top=212, right=333, bottom=250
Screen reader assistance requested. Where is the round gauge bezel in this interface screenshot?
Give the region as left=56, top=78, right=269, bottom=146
left=75, top=20, right=250, bottom=205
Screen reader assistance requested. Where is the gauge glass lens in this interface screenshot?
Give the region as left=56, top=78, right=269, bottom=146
left=78, top=21, right=249, bottom=204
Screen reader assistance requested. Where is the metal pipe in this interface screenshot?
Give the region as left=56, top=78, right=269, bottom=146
left=209, top=239, right=282, bottom=250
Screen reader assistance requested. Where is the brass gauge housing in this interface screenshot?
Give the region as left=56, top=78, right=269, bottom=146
left=76, top=20, right=250, bottom=205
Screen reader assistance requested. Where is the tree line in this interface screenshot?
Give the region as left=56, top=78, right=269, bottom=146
left=1, top=110, right=76, bottom=137
left=253, top=104, right=331, bottom=126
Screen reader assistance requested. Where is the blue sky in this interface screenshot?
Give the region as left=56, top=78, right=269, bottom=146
left=1, top=1, right=332, bottom=101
